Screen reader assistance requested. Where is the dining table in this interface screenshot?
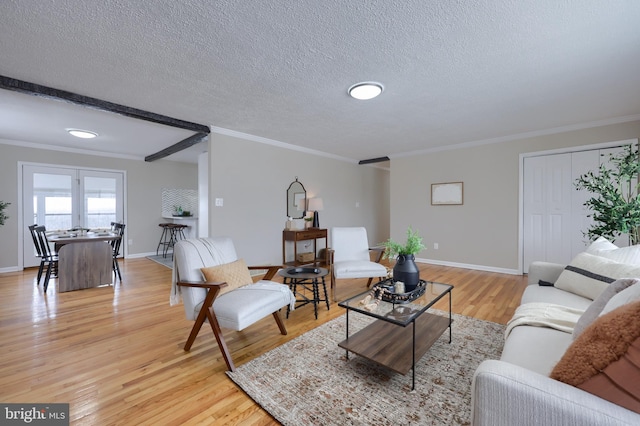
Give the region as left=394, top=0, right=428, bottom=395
left=48, top=231, right=121, bottom=292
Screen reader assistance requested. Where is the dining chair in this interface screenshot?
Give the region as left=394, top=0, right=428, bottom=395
left=33, top=225, right=58, bottom=292
left=110, top=222, right=126, bottom=281
left=28, top=224, right=46, bottom=285
left=328, top=227, right=387, bottom=301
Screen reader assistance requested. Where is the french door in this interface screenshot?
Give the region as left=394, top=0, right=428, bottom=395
left=22, top=164, right=124, bottom=268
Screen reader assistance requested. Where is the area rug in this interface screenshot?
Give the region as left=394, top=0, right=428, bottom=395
left=146, top=254, right=173, bottom=269
left=227, top=310, right=505, bottom=425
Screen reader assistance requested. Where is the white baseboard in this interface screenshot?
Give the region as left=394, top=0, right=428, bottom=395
left=126, top=251, right=160, bottom=259
left=0, top=266, right=21, bottom=273
left=415, top=257, right=521, bottom=276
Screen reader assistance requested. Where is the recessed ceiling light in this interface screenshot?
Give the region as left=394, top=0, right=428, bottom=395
left=348, top=82, right=384, bottom=100
left=67, top=129, right=98, bottom=139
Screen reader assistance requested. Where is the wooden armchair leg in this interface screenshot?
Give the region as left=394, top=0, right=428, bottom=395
left=272, top=311, right=287, bottom=335
left=182, top=286, right=235, bottom=371
left=184, top=288, right=218, bottom=351
left=206, top=307, right=235, bottom=372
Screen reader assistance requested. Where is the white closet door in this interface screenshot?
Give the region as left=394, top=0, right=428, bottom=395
left=571, top=150, right=600, bottom=258
left=545, top=154, right=574, bottom=265
left=523, top=155, right=547, bottom=271
left=523, top=153, right=573, bottom=273
left=524, top=144, right=632, bottom=273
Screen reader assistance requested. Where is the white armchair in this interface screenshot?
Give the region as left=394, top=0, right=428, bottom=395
left=171, top=237, right=295, bottom=371
left=328, top=227, right=387, bottom=301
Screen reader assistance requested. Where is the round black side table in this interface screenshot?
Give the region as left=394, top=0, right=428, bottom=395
left=278, top=267, right=330, bottom=319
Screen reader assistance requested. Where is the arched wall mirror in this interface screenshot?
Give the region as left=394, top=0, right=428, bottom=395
left=286, top=177, right=307, bottom=219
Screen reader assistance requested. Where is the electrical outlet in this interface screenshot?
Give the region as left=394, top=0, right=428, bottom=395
left=128, top=239, right=133, bottom=245
left=215, top=198, right=223, bottom=207
left=433, top=243, right=439, bottom=249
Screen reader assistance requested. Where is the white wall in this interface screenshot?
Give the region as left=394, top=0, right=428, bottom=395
left=390, top=120, right=640, bottom=274
left=197, top=150, right=209, bottom=237
left=209, top=132, right=390, bottom=264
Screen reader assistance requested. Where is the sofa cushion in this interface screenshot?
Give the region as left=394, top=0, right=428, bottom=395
left=550, top=301, right=640, bottom=414
left=586, top=237, right=640, bottom=265
left=211, top=281, right=295, bottom=330
left=521, top=285, right=592, bottom=311
left=554, top=252, right=640, bottom=300
left=501, top=325, right=574, bottom=376
left=573, top=278, right=639, bottom=339
left=201, top=259, right=253, bottom=296
left=333, top=260, right=387, bottom=279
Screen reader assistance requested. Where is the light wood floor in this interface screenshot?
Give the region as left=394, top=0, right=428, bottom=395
left=0, top=258, right=527, bottom=425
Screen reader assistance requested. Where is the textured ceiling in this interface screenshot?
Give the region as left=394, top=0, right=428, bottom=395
left=0, top=0, right=639, bottom=163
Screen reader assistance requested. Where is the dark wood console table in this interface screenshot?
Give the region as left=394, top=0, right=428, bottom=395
left=282, top=228, right=327, bottom=266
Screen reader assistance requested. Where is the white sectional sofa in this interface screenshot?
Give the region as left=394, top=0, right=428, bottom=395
left=471, top=242, right=640, bottom=425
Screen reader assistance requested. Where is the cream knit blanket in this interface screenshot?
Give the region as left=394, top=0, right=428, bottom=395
left=505, top=302, right=585, bottom=339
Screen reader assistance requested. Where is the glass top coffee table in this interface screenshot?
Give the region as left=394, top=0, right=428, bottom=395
left=337, top=280, right=453, bottom=390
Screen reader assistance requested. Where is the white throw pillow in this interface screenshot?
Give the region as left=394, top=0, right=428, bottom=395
left=585, top=236, right=640, bottom=265
left=595, top=245, right=640, bottom=265
left=585, top=236, right=618, bottom=254
left=554, top=252, right=640, bottom=300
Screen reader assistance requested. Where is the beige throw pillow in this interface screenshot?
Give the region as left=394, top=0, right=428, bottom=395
left=554, top=252, right=640, bottom=300
left=200, top=259, right=253, bottom=296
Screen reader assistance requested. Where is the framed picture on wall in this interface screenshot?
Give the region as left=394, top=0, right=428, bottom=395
left=431, top=182, right=463, bottom=205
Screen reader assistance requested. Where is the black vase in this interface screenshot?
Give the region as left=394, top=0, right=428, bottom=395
left=393, top=254, right=420, bottom=291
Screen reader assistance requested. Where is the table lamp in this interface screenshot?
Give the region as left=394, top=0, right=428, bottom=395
left=308, top=198, right=324, bottom=228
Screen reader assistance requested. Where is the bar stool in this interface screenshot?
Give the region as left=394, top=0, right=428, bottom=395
left=157, top=223, right=189, bottom=259
left=156, top=223, right=174, bottom=257
left=171, top=224, right=188, bottom=241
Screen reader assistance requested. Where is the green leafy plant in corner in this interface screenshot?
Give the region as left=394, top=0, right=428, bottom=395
left=575, top=144, right=640, bottom=244
left=380, top=226, right=426, bottom=259
left=0, top=200, right=10, bottom=226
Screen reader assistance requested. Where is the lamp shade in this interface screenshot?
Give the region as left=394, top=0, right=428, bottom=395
left=308, top=198, right=323, bottom=212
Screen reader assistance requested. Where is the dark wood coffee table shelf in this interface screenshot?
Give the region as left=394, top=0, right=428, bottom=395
left=338, top=312, right=451, bottom=375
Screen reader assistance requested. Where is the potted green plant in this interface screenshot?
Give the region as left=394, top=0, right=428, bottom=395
left=380, top=226, right=425, bottom=291
left=575, top=144, right=640, bottom=244
left=0, top=200, right=10, bottom=226
left=304, top=216, right=313, bottom=229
